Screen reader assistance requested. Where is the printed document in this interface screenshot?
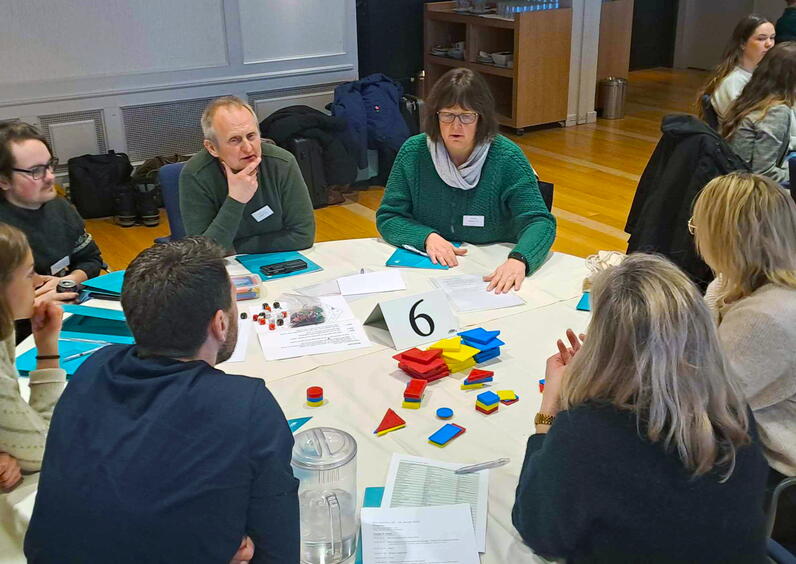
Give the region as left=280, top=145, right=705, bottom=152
left=254, top=296, right=371, bottom=360
left=432, top=274, right=524, bottom=312
left=382, top=454, right=489, bottom=552
left=337, top=270, right=406, bottom=296
left=361, top=504, right=479, bottom=564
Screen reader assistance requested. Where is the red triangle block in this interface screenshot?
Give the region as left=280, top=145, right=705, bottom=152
left=374, top=408, right=406, bottom=434
left=467, top=369, right=494, bottom=382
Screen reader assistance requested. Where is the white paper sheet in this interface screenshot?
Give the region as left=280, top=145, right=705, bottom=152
left=337, top=270, right=406, bottom=296
left=361, top=504, right=479, bottom=564
left=432, top=274, right=525, bottom=312
left=225, top=309, right=252, bottom=363
left=254, top=296, right=372, bottom=360
left=382, top=454, right=489, bottom=553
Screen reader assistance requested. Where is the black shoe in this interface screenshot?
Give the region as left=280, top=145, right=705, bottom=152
left=134, top=188, right=160, bottom=227
left=113, top=187, right=137, bottom=227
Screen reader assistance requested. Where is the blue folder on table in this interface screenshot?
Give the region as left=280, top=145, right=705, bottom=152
left=385, top=243, right=462, bottom=270
left=236, top=251, right=322, bottom=281
left=81, top=270, right=125, bottom=295
left=355, top=487, right=385, bottom=564
left=16, top=339, right=113, bottom=377
left=576, top=292, right=591, bottom=312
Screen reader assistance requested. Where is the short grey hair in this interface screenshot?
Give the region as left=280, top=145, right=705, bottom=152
left=200, top=96, right=258, bottom=144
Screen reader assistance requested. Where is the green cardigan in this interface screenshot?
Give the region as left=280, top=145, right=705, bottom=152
left=376, top=134, right=556, bottom=273
left=179, top=141, right=315, bottom=254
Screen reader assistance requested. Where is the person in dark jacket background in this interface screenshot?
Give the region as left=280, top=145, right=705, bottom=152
left=777, top=1, right=796, bottom=42
left=512, top=254, right=768, bottom=563
left=0, top=122, right=104, bottom=305
left=24, top=237, right=300, bottom=564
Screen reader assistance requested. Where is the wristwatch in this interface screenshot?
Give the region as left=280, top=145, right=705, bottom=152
left=534, top=412, right=555, bottom=426
left=508, top=251, right=529, bottom=275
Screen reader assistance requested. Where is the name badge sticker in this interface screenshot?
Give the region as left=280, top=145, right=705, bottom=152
left=463, top=215, right=485, bottom=228
left=252, top=205, right=274, bottom=222
left=50, top=255, right=70, bottom=276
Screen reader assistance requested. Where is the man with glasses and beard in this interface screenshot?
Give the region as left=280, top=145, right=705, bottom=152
left=25, top=237, right=299, bottom=564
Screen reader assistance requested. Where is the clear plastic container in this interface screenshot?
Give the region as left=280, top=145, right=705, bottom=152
left=292, top=427, right=358, bottom=564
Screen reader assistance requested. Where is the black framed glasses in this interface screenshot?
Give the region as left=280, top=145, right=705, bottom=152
left=12, top=157, right=59, bottom=180
left=437, top=111, right=479, bottom=125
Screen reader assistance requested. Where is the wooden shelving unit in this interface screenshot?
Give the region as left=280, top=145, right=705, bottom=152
left=423, top=1, right=572, bottom=134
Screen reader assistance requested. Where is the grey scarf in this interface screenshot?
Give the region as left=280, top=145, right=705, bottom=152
left=427, top=137, right=492, bottom=190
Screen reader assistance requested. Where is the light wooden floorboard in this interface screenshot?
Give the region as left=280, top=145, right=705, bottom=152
left=87, top=68, right=707, bottom=270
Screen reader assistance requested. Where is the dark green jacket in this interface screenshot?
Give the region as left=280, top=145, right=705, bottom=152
left=376, top=134, right=556, bottom=274
left=776, top=7, right=796, bottom=43
left=179, top=142, right=315, bottom=254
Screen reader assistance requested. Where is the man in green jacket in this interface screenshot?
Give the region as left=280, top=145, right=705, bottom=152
left=776, top=0, right=796, bottom=43
left=179, top=96, right=315, bottom=254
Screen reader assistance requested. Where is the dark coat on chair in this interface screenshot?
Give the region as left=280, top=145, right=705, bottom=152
left=259, top=105, right=358, bottom=187
left=625, top=114, right=750, bottom=289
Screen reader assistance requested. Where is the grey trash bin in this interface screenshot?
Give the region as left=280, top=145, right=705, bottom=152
left=599, top=77, right=628, bottom=119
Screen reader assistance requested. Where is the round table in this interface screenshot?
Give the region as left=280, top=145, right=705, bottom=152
left=4, top=238, right=591, bottom=563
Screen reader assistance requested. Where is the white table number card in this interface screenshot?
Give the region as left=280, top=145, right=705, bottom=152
left=363, top=290, right=458, bottom=350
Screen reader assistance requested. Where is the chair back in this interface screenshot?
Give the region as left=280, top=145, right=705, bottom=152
left=701, top=94, right=720, bottom=131
left=158, top=162, right=186, bottom=241
left=538, top=180, right=554, bottom=212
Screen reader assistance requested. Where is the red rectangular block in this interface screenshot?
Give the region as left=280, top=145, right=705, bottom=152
left=404, top=378, right=428, bottom=399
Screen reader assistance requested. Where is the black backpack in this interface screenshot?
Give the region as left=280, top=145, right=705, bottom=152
left=67, top=151, right=133, bottom=219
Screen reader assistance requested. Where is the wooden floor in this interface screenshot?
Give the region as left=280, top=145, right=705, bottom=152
left=87, top=68, right=708, bottom=271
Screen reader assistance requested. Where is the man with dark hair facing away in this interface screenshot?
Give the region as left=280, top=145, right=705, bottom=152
left=24, top=237, right=299, bottom=563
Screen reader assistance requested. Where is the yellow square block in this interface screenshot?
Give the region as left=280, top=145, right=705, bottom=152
left=442, top=344, right=480, bottom=363
left=460, top=382, right=485, bottom=390
left=497, top=390, right=518, bottom=401
left=427, top=337, right=461, bottom=352
left=402, top=401, right=421, bottom=409
left=447, top=359, right=476, bottom=373
left=476, top=401, right=498, bottom=411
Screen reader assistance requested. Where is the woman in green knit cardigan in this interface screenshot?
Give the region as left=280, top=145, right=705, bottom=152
left=376, top=68, right=556, bottom=294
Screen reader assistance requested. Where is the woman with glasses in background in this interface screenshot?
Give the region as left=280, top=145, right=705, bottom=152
left=376, top=68, right=555, bottom=294
left=0, top=122, right=105, bottom=317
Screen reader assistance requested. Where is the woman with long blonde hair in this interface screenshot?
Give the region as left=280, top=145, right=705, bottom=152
left=693, top=171, right=796, bottom=547
left=723, top=41, right=796, bottom=183
left=697, top=15, right=775, bottom=121
left=512, top=254, right=768, bottom=562
left=0, top=223, right=66, bottom=487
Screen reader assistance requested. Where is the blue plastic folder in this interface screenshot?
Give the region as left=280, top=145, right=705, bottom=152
left=81, top=270, right=125, bottom=295
left=576, top=292, right=591, bottom=312
left=355, top=487, right=385, bottom=564
left=385, top=243, right=462, bottom=270
left=59, top=305, right=134, bottom=343
left=287, top=417, right=312, bottom=433
left=16, top=339, right=112, bottom=377
left=236, top=251, right=322, bottom=281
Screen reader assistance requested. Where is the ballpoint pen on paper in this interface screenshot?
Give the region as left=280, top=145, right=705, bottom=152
left=63, top=345, right=108, bottom=363
left=454, top=457, right=510, bottom=474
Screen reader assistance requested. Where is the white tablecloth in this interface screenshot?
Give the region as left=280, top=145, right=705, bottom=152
left=3, top=239, right=590, bottom=563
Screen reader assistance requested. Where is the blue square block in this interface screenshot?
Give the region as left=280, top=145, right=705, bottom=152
left=476, top=390, right=500, bottom=406
left=458, top=327, right=501, bottom=346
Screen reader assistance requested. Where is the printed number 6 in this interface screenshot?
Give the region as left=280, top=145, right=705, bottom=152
left=409, top=299, right=435, bottom=337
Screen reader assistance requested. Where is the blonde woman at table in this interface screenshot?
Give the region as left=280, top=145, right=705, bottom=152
left=376, top=68, right=556, bottom=294
left=0, top=224, right=65, bottom=485
left=512, top=254, right=768, bottom=562
left=692, top=172, right=796, bottom=548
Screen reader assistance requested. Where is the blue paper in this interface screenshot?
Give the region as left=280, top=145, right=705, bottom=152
left=287, top=417, right=312, bottom=433
left=354, top=487, right=385, bottom=564
left=385, top=243, right=462, bottom=270
left=62, top=304, right=126, bottom=321
left=236, top=251, right=322, bottom=281
left=16, top=339, right=114, bottom=377
left=80, top=270, right=125, bottom=295
left=576, top=292, right=591, bottom=312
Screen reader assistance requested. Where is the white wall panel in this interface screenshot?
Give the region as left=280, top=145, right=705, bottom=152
left=239, top=0, right=346, bottom=64
left=0, top=0, right=228, bottom=85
